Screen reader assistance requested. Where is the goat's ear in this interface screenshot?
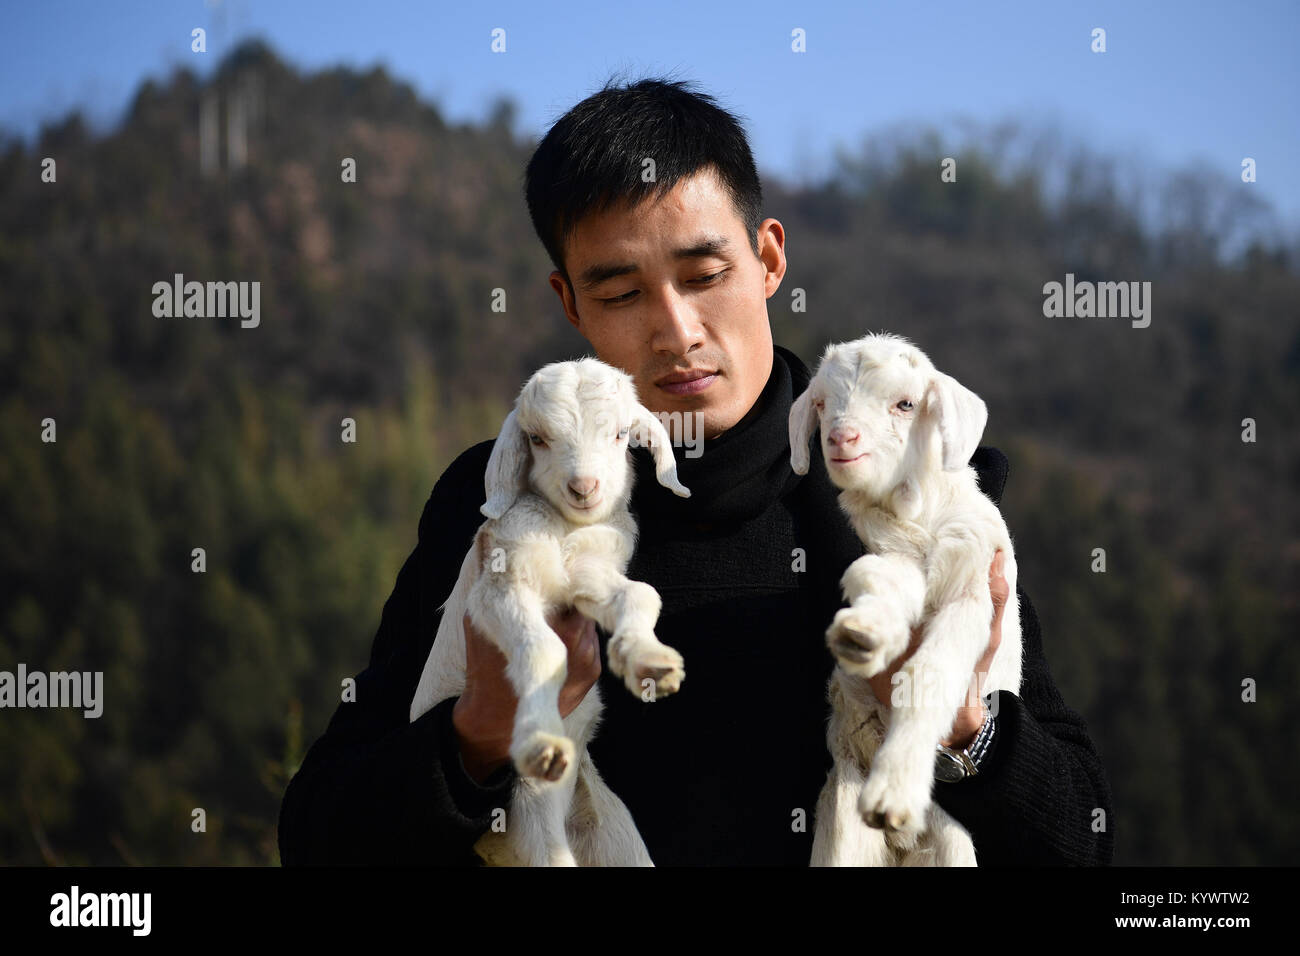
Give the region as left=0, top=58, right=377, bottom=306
left=923, top=371, right=987, bottom=471
left=630, top=404, right=691, bottom=498
left=482, top=406, right=529, bottom=519
left=789, top=384, right=818, bottom=475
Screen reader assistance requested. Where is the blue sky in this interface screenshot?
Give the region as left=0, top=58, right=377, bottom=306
left=3, top=0, right=1298, bottom=227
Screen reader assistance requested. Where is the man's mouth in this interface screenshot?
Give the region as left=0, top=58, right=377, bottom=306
left=656, top=369, right=718, bottom=396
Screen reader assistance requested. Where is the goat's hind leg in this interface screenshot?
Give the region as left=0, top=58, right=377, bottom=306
left=567, top=751, right=654, bottom=866
left=508, top=775, right=580, bottom=867
left=812, top=758, right=891, bottom=866
left=926, top=806, right=977, bottom=867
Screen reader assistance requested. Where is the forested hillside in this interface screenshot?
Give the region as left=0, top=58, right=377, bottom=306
left=1, top=41, right=1295, bottom=864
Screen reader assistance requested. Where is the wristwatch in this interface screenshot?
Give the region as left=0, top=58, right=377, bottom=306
left=935, top=698, right=997, bottom=783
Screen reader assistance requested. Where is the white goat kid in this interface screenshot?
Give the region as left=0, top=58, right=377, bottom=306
left=410, top=358, right=691, bottom=866
left=789, top=333, right=1023, bottom=866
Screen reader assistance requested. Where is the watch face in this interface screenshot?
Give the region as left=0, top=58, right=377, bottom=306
left=934, top=751, right=965, bottom=783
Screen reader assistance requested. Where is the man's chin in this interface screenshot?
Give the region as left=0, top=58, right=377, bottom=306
left=645, top=388, right=730, bottom=440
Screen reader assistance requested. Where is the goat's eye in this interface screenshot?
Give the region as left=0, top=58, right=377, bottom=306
left=616, top=427, right=630, bottom=442
left=528, top=433, right=547, bottom=447
left=812, top=398, right=824, bottom=410
left=896, top=400, right=915, bottom=412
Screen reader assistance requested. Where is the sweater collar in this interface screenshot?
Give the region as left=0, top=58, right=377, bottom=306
left=631, top=345, right=810, bottom=531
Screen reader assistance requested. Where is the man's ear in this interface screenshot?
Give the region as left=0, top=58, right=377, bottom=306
left=549, top=271, right=582, bottom=331
left=923, top=372, right=987, bottom=471
left=789, top=385, right=819, bottom=475
left=482, top=406, right=529, bottom=519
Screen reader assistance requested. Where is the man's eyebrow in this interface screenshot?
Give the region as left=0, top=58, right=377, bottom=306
left=576, top=235, right=733, bottom=291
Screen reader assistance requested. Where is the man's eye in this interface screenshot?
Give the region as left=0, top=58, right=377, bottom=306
left=599, top=270, right=727, bottom=306
left=896, top=400, right=915, bottom=412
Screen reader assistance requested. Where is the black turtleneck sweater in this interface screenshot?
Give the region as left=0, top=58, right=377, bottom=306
left=278, top=345, right=1114, bottom=866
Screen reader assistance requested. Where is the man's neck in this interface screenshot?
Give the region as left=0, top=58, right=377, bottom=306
left=710, top=352, right=777, bottom=442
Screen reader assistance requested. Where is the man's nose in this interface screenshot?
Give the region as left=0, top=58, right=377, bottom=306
left=648, top=288, right=706, bottom=356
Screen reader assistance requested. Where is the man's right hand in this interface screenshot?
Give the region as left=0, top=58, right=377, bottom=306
left=451, top=608, right=601, bottom=784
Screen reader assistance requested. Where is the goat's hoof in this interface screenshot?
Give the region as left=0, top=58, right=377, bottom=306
left=865, top=808, right=910, bottom=831
left=513, top=732, right=574, bottom=782
left=629, top=647, right=685, bottom=700
left=610, top=636, right=685, bottom=700
left=858, top=777, right=926, bottom=839
left=826, top=606, right=904, bottom=677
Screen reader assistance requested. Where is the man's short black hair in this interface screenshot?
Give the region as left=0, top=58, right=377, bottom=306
left=524, top=74, right=764, bottom=289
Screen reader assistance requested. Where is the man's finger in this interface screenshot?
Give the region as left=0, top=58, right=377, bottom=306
left=548, top=606, right=586, bottom=645
left=569, top=618, right=600, bottom=671
left=989, top=550, right=1009, bottom=609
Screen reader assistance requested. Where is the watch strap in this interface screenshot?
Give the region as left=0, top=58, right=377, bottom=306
left=966, top=699, right=997, bottom=772
left=935, top=697, right=997, bottom=782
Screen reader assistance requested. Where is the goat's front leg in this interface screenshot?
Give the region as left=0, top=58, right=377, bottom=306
left=467, top=581, right=573, bottom=782
left=569, top=557, right=683, bottom=700
left=857, top=590, right=990, bottom=839
left=827, top=554, right=926, bottom=677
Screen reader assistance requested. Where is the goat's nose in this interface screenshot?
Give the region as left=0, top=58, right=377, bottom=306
left=827, top=425, right=860, bottom=448
left=568, top=477, right=599, bottom=500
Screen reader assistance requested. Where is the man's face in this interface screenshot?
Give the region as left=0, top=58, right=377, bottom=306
left=549, top=166, right=787, bottom=440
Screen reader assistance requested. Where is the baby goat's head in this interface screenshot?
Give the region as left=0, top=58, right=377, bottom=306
left=482, top=358, right=691, bottom=525
left=789, top=333, right=987, bottom=518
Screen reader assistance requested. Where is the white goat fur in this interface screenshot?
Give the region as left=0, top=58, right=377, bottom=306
left=410, top=358, right=691, bottom=866
left=789, top=333, right=1023, bottom=866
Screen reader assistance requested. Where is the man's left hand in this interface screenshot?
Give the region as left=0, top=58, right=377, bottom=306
left=866, top=549, right=1008, bottom=749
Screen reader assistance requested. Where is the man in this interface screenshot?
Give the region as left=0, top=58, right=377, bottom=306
left=278, top=77, right=1113, bottom=866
